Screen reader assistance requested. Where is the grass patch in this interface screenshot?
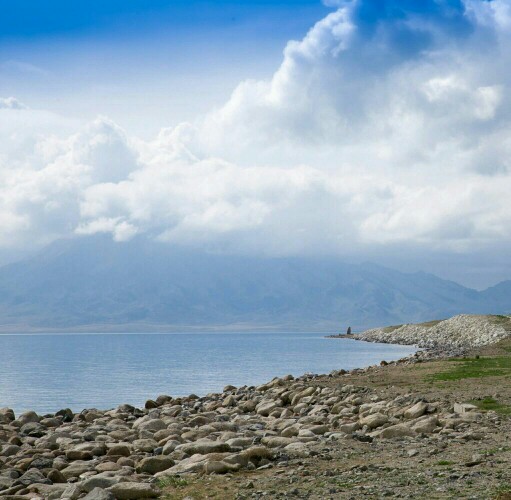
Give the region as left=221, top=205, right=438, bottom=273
left=417, top=319, right=444, bottom=328
left=157, top=476, right=189, bottom=489
left=471, top=397, right=511, bottom=415
left=383, top=324, right=403, bottom=333
left=494, top=484, right=511, bottom=500
left=432, top=356, right=511, bottom=381
left=435, top=460, right=453, bottom=466
left=383, top=319, right=443, bottom=334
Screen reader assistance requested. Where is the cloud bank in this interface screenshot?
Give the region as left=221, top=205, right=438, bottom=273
left=1, top=0, right=511, bottom=261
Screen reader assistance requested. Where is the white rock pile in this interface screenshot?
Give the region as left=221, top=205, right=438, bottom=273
left=358, top=315, right=511, bottom=351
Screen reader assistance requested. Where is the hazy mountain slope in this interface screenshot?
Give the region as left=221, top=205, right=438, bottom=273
left=0, top=236, right=507, bottom=331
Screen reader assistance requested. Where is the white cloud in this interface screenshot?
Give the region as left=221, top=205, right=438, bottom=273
left=1, top=0, right=511, bottom=259
left=0, top=97, right=27, bottom=109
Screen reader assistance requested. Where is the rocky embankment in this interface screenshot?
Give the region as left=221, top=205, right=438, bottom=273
left=0, top=361, right=500, bottom=500
left=338, top=314, right=511, bottom=353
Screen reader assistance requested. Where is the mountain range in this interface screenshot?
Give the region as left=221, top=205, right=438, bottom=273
left=0, top=236, right=508, bottom=332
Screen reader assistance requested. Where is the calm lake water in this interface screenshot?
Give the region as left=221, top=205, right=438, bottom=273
left=0, top=333, right=416, bottom=415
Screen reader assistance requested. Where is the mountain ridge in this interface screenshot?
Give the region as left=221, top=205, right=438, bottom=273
left=0, top=236, right=508, bottom=332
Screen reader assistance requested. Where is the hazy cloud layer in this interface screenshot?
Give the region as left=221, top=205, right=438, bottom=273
left=1, top=0, right=511, bottom=262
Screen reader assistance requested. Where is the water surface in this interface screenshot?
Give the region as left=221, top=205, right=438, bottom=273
left=0, top=332, right=415, bottom=414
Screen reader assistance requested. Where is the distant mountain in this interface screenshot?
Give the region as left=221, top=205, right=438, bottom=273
left=0, top=236, right=508, bottom=332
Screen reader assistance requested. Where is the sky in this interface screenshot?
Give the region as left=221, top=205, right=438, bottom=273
left=1, top=0, right=511, bottom=289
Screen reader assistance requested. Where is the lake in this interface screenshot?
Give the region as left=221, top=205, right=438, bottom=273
left=0, top=332, right=416, bottom=415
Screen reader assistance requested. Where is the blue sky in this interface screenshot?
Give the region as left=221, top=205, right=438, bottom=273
left=1, top=0, right=511, bottom=288
left=0, top=0, right=331, bottom=135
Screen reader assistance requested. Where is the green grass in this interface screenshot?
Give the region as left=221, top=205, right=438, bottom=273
left=493, top=484, right=511, bottom=500
left=471, top=397, right=511, bottom=416
left=432, top=356, right=511, bottom=381
left=383, top=324, right=403, bottom=333
left=435, top=460, right=453, bottom=466
left=417, top=319, right=444, bottom=328
left=157, top=476, right=189, bottom=489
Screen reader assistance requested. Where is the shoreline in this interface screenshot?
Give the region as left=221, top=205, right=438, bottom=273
left=1, top=315, right=510, bottom=499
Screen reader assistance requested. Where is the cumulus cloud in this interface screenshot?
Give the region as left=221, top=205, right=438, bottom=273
left=1, top=0, right=511, bottom=259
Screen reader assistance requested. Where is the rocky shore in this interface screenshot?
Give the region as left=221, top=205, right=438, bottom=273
left=330, top=314, right=511, bottom=354
left=1, top=314, right=510, bottom=499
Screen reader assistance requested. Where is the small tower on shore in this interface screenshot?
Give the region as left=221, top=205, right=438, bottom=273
left=347, top=326, right=352, bottom=335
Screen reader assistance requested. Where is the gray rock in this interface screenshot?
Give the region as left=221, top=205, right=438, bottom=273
left=82, top=475, right=121, bottom=492
left=16, top=468, right=51, bottom=486
left=83, top=487, right=116, bottom=500
left=179, top=439, right=231, bottom=455
left=404, top=402, right=428, bottom=419
left=61, top=461, right=94, bottom=479
left=136, top=456, right=175, bottom=474
left=19, top=421, right=46, bottom=437
left=17, top=411, right=40, bottom=426
left=107, top=482, right=159, bottom=499
left=61, top=483, right=84, bottom=500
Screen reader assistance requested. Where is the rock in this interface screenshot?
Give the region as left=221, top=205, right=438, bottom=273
left=19, top=422, right=46, bottom=437
left=256, top=400, right=282, bottom=417
left=373, top=424, right=416, bottom=439
left=95, top=461, right=122, bottom=473
left=223, top=395, right=237, bottom=407
left=454, top=403, right=479, bottom=414
left=82, top=475, right=121, bottom=492
left=107, top=482, right=159, bottom=499
left=55, top=408, right=74, bottom=422
left=162, top=440, right=180, bottom=455
left=339, top=422, right=360, bottom=433
left=204, top=460, right=240, bottom=474
left=283, top=442, right=310, bottom=458
left=83, top=487, right=116, bottom=500
left=0, top=408, right=15, bottom=424
left=61, top=461, right=94, bottom=479
left=404, top=402, right=428, bottom=419
left=360, top=413, right=388, bottom=430
left=411, top=416, right=438, bottom=434
left=1, top=445, right=21, bottom=457
left=107, top=444, right=132, bottom=457
left=262, top=437, right=297, bottom=448
left=29, top=456, right=54, bottom=470
left=16, top=411, right=39, bottom=426
left=46, top=469, right=66, bottom=483
left=66, top=442, right=107, bottom=460
left=179, top=439, right=231, bottom=455
left=145, top=399, right=159, bottom=409
left=16, top=468, right=50, bottom=487
left=136, top=456, right=175, bottom=474
left=61, top=483, right=85, bottom=500
left=132, top=438, right=158, bottom=453
left=135, top=418, right=167, bottom=433
left=31, top=484, right=68, bottom=499
left=307, top=424, right=329, bottom=435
